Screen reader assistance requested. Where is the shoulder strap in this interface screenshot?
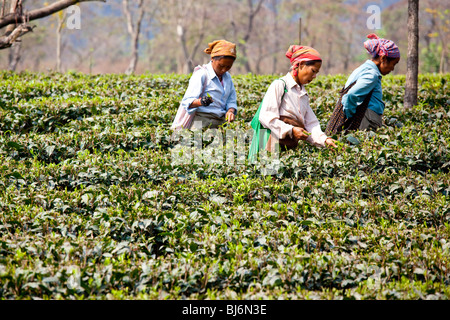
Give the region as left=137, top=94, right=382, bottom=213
left=278, top=78, right=288, bottom=102
left=340, top=80, right=357, bottom=95
left=250, top=78, right=287, bottom=130
left=193, top=64, right=209, bottom=96
left=341, top=79, right=375, bottom=100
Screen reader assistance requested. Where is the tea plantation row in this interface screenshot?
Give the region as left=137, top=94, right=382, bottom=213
left=0, top=71, right=449, bottom=300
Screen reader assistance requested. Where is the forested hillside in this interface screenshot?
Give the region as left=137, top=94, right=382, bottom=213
left=0, top=0, right=448, bottom=75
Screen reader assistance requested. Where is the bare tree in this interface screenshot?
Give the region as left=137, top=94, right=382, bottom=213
left=341, top=2, right=363, bottom=73
left=424, top=1, right=450, bottom=74
left=177, top=8, right=206, bottom=73
left=56, top=10, right=67, bottom=72
left=8, top=40, right=21, bottom=70
left=271, top=0, right=281, bottom=74
left=0, top=0, right=105, bottom=50
left=0, top=0, right=32, bottom=50
left=229, top=0, right=264, bottom=73
left=123, top=0, right=145, bottom=75
left=5, top=0, right=22, bottom=70
left=404, top=0, right=419, bottom=109
left=270, top=0, right=280, bottom=74
left=158, top=0, right=207, bottom=74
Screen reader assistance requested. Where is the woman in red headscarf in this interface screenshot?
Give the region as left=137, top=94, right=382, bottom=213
left=248, top=45, right=337, bottom=161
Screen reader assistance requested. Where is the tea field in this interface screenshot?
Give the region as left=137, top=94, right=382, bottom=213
left=0, top=70, right=449, bottom=300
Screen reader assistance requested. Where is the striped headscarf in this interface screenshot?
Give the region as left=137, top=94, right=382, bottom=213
left=364, top=34, right=400, bottom=59
left=285, top=45, right=322, bottom=76
left=204, top=40, right=237, bottom=58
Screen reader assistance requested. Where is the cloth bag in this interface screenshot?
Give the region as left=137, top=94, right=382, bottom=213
left=325, top=81, right=374, bottom=136
left=171, top=65, right=208, bottom=131
left=248, top=79, right=289, bottom=162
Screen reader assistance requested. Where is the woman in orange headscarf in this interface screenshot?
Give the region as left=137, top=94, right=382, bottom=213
left=172, top=40, right=238, bottom=130
left=248, top=45, right=337, bottom=161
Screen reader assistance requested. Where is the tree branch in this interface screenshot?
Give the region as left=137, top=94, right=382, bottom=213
left=4, top=0, right=20, bottom=35
left=244, top=0, right=264, bottom=42
left=0, top=24, right=34, bottom=49
left=188, top=8, right=206, bottom=63
left=0, top=0, right=105, bottom=29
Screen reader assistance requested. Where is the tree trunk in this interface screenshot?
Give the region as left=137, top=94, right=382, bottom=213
left=235, top=0, right=264, bottom=74
left=326, top=24, right=333, bottom=74
left=343, top=7, right=357, bottom=73
left=8, top=41, right=21, bottom=71
left=271, top=0, right=278, bottom=74
left=404, top=0, right=419, bottom=109
left=123, top=0, right=144, bottom=75
left=56, top=29, right=62, bottom=72
left=176, top=7, right=205, bottom=74
left=56, top=12, right=66, bottom=72
left=4, top=0, right=19, bottom=34
left=177, top=23, right=191, bottom=73
left=1, top=0, right=6, bottom=18
left=437, top=26, right=446, bottom=74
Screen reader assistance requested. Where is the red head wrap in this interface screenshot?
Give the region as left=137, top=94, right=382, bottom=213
left=286, top=45, right=322, bottom=76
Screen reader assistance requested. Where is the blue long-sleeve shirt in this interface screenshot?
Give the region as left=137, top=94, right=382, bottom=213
left=342, top=60, right=384, bottom=118
left=180, top=61, right=238, bottom=118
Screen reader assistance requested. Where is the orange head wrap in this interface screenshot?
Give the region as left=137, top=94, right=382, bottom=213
left=204, top=40, right=237, bottom=59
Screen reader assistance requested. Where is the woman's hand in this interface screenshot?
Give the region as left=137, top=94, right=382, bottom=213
left=292, top=127, right=310, bottom=141
left=325, top=137, right=338, bottom=148
left=225, top=109, right=236, bottom=122
left=200, top=95, right=214, bottom=106
left=188, top=98, right=202, bottom=109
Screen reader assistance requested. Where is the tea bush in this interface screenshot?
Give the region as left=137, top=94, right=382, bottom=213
left=0, top=71, right=449, bottom=300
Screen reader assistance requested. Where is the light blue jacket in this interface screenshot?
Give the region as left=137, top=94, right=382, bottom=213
left=342, top=60, right=384, bottom=118
left=180, top=61, right=238, bottom=118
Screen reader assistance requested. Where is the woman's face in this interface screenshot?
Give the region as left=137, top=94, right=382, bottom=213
left=211, top=57, right=235, bottom=78
left=379, top=56, right=400, bottom=75
left=296, top=61, right=322, bottom=85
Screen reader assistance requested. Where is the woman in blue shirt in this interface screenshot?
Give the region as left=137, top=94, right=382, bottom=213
left=178, top=40, right=238, bottom=130
left=342, top=34, right=400, bottom=131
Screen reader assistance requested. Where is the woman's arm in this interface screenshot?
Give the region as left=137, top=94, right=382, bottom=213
left=225, top=81, right=238, bottom=114
left=225, top=81, right=238, bottom=122
left=180, top=70, right=207, bottom=115
left=303, top=103, right=328, bottom=147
